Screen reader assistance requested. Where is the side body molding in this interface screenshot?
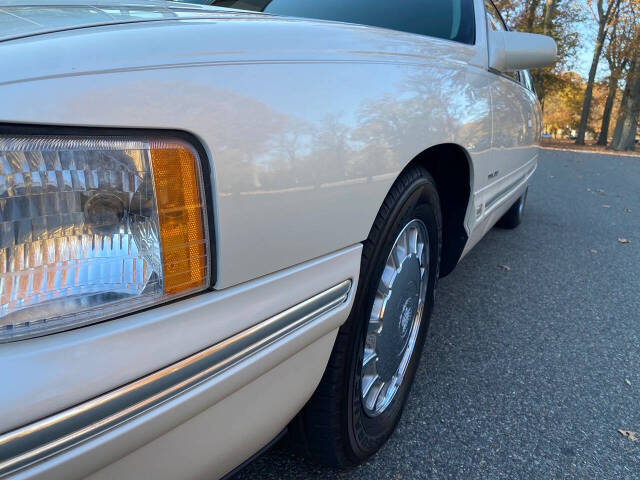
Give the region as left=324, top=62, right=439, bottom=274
left=0, top=281, right=352, bottom=477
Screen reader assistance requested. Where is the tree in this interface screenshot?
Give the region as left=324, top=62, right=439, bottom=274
left=596, top=8, right=635, bottom=145
left=526, top=0, right=543, bottom=29
left=575, top=0, right=623, bottom=145
left=543, top=72, right=586, bottom=135
left=610, top=46, right=640, bottom=150
left=589, top=79, right=617, bottom=136
left=533, top=0, right=560, bottom=98
left=493, top=0, right=583, bottom=105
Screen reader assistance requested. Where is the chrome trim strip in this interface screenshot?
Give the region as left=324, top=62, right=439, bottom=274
left=0, top=280, right=352, bottom=477
left=485, top=163, right=536, bottom=211
left=485, top=174, right=525, bottom=210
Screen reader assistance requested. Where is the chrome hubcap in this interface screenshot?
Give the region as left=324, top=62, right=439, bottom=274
left=361, top=219, right=429, bottom=417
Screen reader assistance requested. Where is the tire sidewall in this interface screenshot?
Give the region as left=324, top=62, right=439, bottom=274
left=519, top=187, right=528, bottom=221
left=346, top=174, right=441, bottom=461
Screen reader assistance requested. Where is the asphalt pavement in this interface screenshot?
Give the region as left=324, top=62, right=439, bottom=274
left=234, top=148, right=640, bottom=479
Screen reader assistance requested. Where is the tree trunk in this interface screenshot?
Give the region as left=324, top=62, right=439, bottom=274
left=610, top=59, right=640, bottom=151
left=575, top=24, right=607, bottom=145
left=611, top=92, right=639, bottom=151
left=533, top=0, right=557, bottom=102
left=596, top=73, right=619, bottom=145
left=611, top=57, right=635, bottom=144
left=542, top=0, right=556, bottom=34
left=526, top=0, right=542, bottom=31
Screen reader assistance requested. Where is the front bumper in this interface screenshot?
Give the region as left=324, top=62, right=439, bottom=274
left=0, top=246, right=361, bottom=479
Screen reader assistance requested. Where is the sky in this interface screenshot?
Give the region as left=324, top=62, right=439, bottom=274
left=575, top=13, right=597, bottom=79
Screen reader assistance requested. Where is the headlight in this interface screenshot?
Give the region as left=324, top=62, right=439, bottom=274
left=0, top=135, right=209, bottom=342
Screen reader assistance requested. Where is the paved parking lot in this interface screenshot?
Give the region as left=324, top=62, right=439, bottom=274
left=235, top=149, right=640, bottom=479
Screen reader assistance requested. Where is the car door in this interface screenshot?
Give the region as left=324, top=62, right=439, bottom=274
left=482, top=0, right=539, bottom=216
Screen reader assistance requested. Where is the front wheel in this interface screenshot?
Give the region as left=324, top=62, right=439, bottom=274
left=289, top=165, right=442, bottom=466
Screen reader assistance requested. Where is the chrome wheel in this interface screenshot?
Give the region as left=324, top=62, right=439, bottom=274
left=361, top=219, right=429, bottom=417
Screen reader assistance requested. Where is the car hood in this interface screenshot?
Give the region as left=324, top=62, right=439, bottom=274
left=0, top=0, right=245, bottom=42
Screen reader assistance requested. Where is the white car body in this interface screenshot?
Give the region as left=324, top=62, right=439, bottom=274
left=0, top=0, right=542, bottom=478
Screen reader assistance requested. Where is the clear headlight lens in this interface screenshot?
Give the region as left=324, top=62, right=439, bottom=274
left=0, top=135, right=209, bottom=342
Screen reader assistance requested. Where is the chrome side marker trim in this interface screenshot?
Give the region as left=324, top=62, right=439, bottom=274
left=0, top=280, right=352, bottom=477
left=485, top=163, right=537, bottom=212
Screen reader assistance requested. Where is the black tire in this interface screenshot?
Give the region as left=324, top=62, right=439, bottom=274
left=496, top=187, right=528, bottom=229
left=288, top=165, right=442, bottom=467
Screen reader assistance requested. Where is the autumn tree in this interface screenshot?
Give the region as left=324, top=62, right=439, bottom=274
left=543, top=72, right=586, bottom=135
left=610, top=40, right=640, bottom=150
left=526, top=0, right=542, bottom=29
left=606, top=0, right=640, bottom=151
left=596, top=6, right=636, bottom=144
left=589, top=80, right=617, bottom=135
left=575, top=0, right=624, bottom=145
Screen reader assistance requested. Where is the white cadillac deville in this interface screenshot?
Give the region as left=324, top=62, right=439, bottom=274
left=0, top=0, right=556, bottom=478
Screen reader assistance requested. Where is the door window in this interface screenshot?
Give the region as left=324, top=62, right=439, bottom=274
left=484, top=0, right=506, bottom=31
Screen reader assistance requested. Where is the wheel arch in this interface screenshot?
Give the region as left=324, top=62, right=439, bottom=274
left=404, top=143, right=474, bottom=277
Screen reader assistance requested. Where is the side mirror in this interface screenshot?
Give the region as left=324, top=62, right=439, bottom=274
left=488, top=31, right=557, bottom=72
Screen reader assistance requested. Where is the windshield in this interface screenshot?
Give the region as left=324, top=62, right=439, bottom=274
left=180, top=0, right=475, bottom=45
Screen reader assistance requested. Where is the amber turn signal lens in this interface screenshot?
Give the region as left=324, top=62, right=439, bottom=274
left=151, top=142, right=207, bottom=295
